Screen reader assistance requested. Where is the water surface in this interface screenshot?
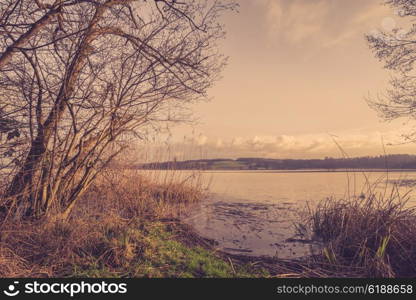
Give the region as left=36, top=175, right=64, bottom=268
left=182, top=170, right=416, bottom=258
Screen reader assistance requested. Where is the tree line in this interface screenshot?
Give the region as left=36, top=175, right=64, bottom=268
left=140, top=155, right=416, bottom=170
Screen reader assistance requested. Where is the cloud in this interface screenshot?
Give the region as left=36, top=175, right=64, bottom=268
left=173, top=130, right=416, bottom=159
left=256, top=0, right=393, bottom=48
left=324, top=3, right=393, bottom=48
left=259, top=0, right=330, bottom=44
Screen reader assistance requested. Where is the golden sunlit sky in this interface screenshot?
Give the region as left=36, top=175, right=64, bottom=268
left=165, top=0, right=416, bottom=159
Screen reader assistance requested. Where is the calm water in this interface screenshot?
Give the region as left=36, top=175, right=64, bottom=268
left=182, top=170, right=416, bottom=259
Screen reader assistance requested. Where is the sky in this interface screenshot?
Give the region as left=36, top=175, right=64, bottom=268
left=160, top=0, right=416, bottom=160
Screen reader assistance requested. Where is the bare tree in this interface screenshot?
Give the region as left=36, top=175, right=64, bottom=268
left=367, top=0, right=416, bottom=139
left=0, top=0, right=236, bottom=219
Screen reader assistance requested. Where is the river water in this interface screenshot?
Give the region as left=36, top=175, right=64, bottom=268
left=182, top=170, right=416, bottom=259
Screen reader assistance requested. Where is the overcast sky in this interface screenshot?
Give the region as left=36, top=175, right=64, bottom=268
left=162, top=0, right=416, bottom=159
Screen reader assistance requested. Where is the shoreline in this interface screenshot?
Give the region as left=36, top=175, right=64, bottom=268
left=160, top=218, right=321, bottom=278
left=167, top=218, right=367, bottom=278
left=2, top=168, right=415, bottom=278
left=140, top=168, right=416, bottom=174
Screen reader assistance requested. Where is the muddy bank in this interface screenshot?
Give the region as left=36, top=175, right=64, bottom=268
left=168, top=218, right=358, bottom=278
left=182, top=196, right=321, bottom=259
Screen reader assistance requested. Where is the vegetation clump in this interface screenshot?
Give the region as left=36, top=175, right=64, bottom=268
left=0, top=169, right=266, bottom=278
left=304, top=185, right=416, bottom=278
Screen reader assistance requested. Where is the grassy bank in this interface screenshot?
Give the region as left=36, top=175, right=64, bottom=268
left=0, top=169, right=269, bottom=278
left=2, top=168, right=416, bottom=278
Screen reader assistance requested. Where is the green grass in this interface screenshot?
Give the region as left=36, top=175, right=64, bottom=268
left=211, top=161, right=248, bottom=170
left=69, top=221, right=266, bottom=278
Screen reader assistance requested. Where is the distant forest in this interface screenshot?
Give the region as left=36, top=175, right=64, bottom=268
left=138, top=154, right=416, bottom=171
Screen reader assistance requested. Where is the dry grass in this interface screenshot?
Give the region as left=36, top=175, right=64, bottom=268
left=0, top=168, right=210, bottom=277
left=3, top=165, right=416, bottom=278
left=79, top=168, right=207, bottom=220
left=302, top=183, right=416, bottom=278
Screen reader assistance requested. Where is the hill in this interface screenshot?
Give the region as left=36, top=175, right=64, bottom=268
left=138, top=154, right=416, bottom=170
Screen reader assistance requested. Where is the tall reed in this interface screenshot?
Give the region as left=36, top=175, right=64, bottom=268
left=303, top=180, right=416, bottom=277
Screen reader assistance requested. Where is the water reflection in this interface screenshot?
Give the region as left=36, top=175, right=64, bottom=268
left=182, top=170, right=416, bottom=258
